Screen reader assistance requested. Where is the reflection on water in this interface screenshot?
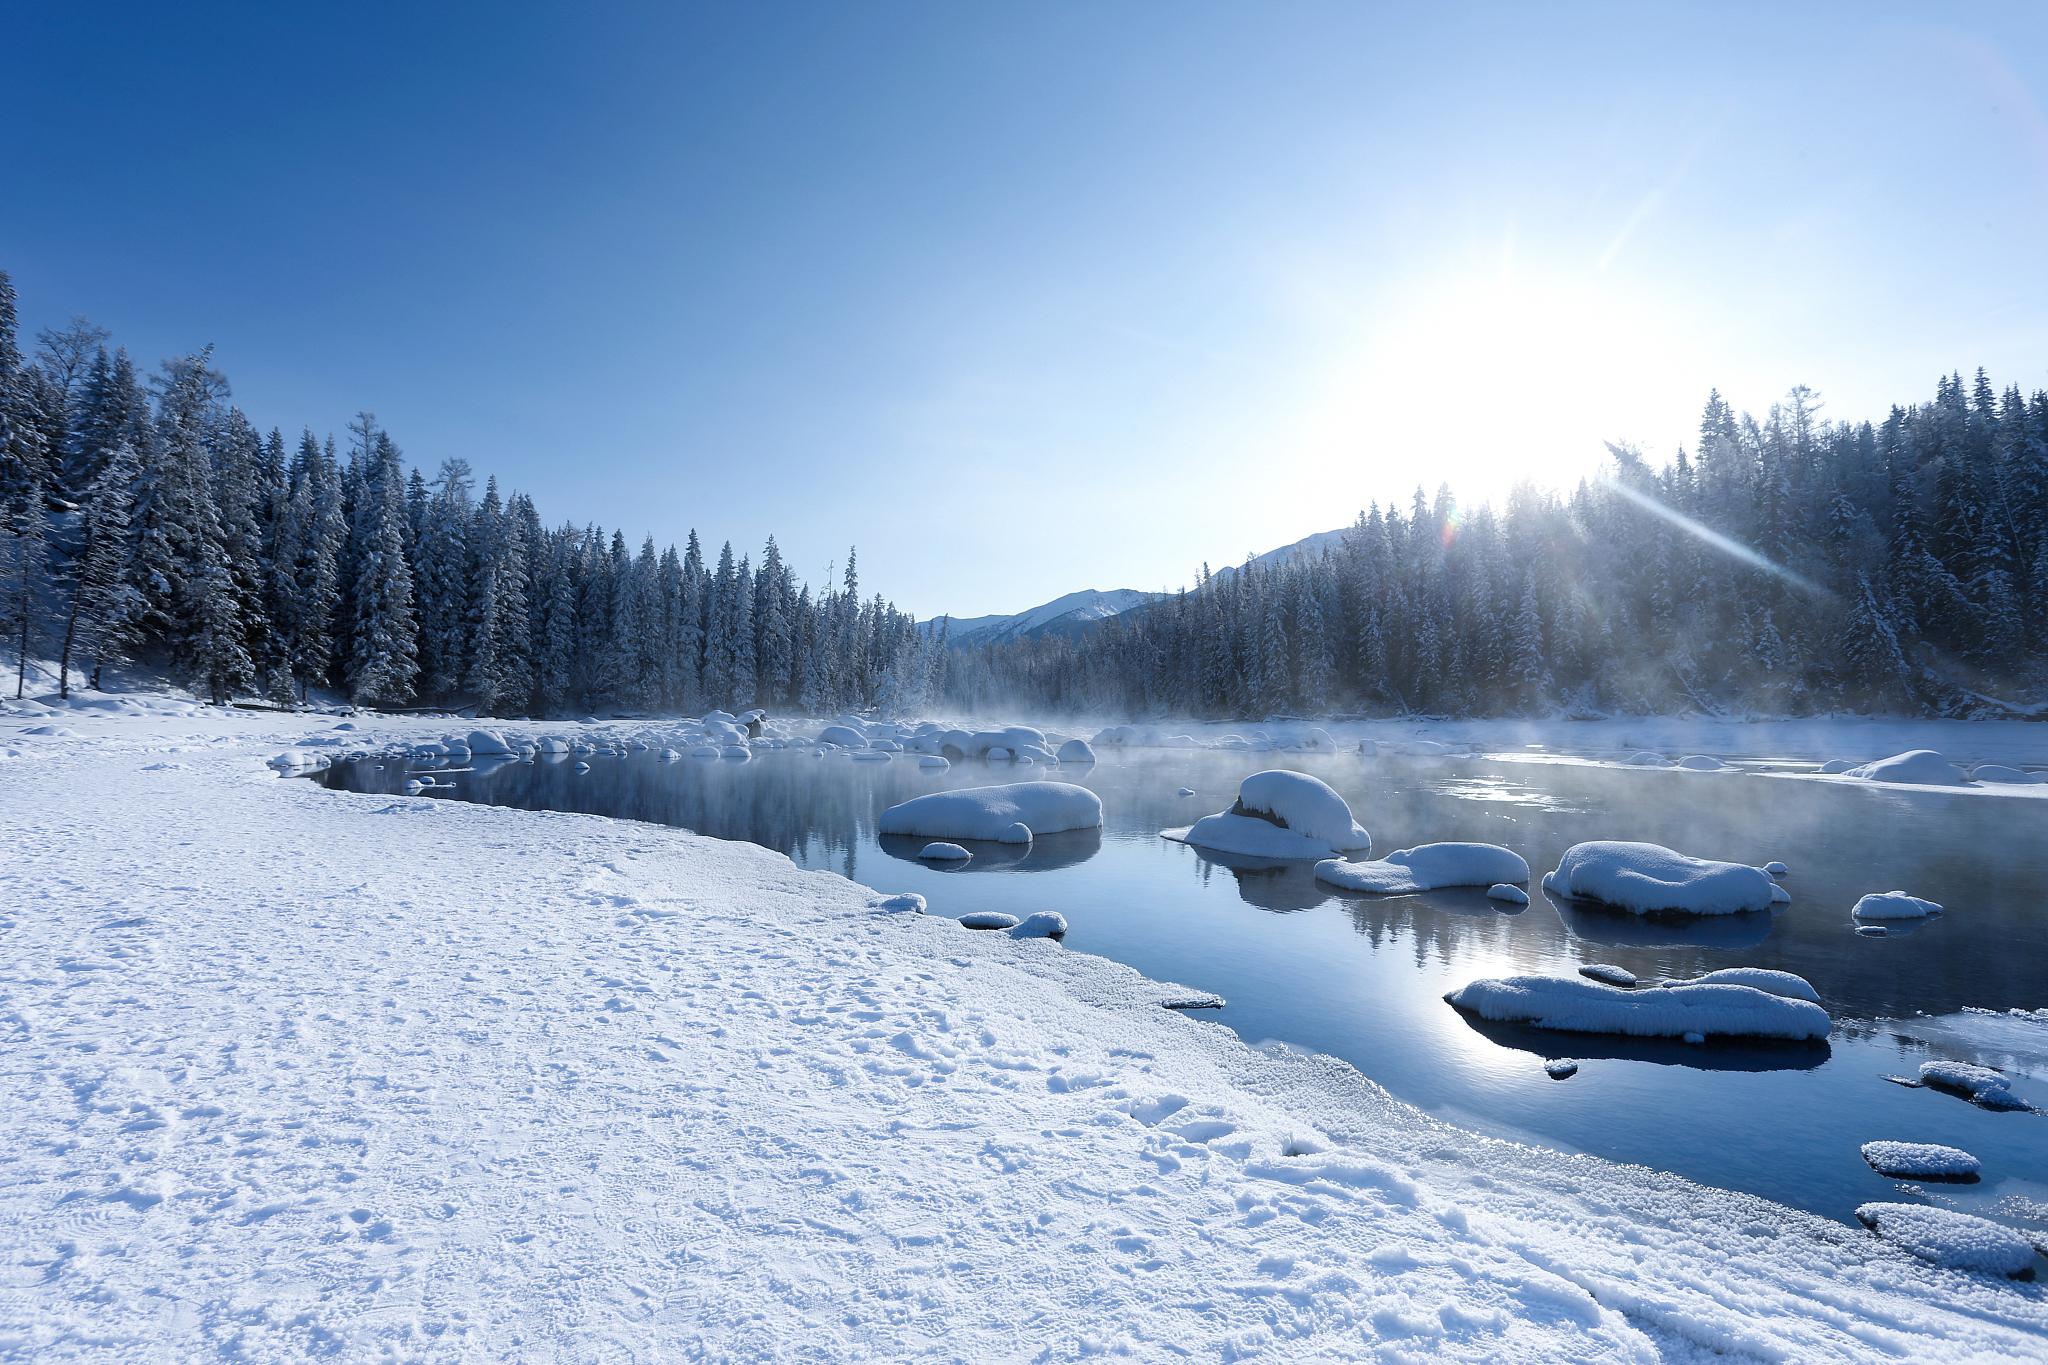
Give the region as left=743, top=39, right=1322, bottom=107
left=316, top=744, right=2048, bottom=1234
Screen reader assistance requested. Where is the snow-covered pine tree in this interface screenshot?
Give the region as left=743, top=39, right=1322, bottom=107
left=345, top=423, right=420, bottom=706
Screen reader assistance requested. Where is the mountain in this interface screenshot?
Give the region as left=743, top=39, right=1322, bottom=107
left=927, top=525, right=1354, bottom=650
left=1206, top=525, right=1349, bottom=583
left=924, top=588, right=1159, bottom=648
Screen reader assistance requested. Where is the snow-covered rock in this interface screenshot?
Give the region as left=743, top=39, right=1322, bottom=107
left=918, top=754, right=950, bottom=770
left=1672, top=968, right=1820, bottom=1004
left=1675, top=755, right=1729, bottom=771
left=1854, top=1204, right=2038, bottom=1277
left=1919, top=1060, right=2030, bottom=1110
left=998, top=822, right=1033, bottom=845
left=1971, top=764, right=2040, bottom=784
left=1542, top=841, right=1779, bottom=916
left=817, top=725, right=867, bottom=749
left=1859, top=1141, right=1981, bottom=1180
left=1544, top=1059, right=1579, bottom=1079
left=1314, top=843, right=1529, bottom=895
left=958, top=911, right=1020, bottom=931
left=1623, top=751, right=1669, bottom=767
left=870, top=892, right=926, bottom=914
left=1056, top=738, right=1096, bottom=765
left=849, top=749, right=892, bottom=763
left=1764, top=860, right=1789, bottom=876
left=878, top=782, right=1103, bottom=843
left=535, top=736, right=571, bottom=754
left=1846, top=750, right=1967, bottom=786
left=1008, top=911, right=1068, bottom=939
left=1164, top=771, right=1370, bottom=861
left=1818, top=758, right=1856, bottom=774
left=1578, top=964, right=1638, bottom=988
left=1176, top=786, right=1196, bottom=797
left=1852, top=891, right=1943, bottom=921
left=918, top=842, right=971, bottom=862
left=465, top=729, right=514, bottom=756
left=1445, top=975, right=1831, bottom=1041
left=1487, top=883, right=1530, bottom=906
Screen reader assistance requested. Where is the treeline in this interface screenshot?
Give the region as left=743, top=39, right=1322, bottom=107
left=0, top=271, right=940, bottom=714
left=946, top=374, right=2048, bottom=718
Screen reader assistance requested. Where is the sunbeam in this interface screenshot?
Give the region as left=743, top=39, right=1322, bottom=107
left=1599, top=477, right=1833, bottom=598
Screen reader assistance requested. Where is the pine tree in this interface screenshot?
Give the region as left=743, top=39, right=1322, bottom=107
left=346, top=422, right=420, bottom=705
left=55, top=441, right=141, bottom=696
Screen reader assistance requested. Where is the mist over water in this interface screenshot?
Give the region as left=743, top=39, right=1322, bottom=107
left=318, top=744, right=2048, bottom=1234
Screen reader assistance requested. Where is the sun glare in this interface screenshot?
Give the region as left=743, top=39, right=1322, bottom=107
left=1295, top=266, right=1704, bottom=509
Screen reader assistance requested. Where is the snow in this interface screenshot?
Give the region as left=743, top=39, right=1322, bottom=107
left=957, top=911, right=1021, bottom=930
left=1853, top=891, right=1944, bottom=921
left=6, top=708, right=2048, bottom=1359
left=1854, top=1204, right=2039, bottom=1277
left=1674, top=754, right=1730, bottom=771
left=816, top=724, right=867, bottom=748
left=1313, top=843, right=1529, bottom=895
left=1859, top=1142, right=1981, bottom=1180
left=1542, top=841, right=1781, bottom=916
left=918, top=754, right=950, bottom=770
left=1164, top=770, right=1371, bottom=861
left=1846, top=750, right=1968, bottom=786
left=465, top=728, right=514, bottom=756
left=1919, top=1061, right=2032, bottom=1111
left=1488, top=883, right=1530, bottom=905
left=1674, top=968, right=1821, bottom=1004
left=1009, top=911, right=1069, bottom=939
left=1972, top=764, right=2042, bottom=784
left=1544, top=1059, right=1579, bottom=1079
left=998, top=821, right=1033, bottom=844
left=918, top=841, right=972, bottom=862
left=1624, top=751, right=1669, bottom=767
left=878, top=781, right=1104, bottom=842
left=1056, top=737, right=1097, bottom=764
left=1445, top=975, right=1832, bottom=1041
left=1764, top=860, right=1790, bottom=876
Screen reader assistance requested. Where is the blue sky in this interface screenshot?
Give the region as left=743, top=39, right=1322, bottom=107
left=6, top=3, right=2046, bottom=618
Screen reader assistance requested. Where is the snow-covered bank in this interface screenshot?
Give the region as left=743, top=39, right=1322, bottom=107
left=3, top=707, right=2046, bottom=1359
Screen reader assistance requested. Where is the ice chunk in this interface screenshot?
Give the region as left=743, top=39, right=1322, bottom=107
left=1164, top=771, right=1370, bottom=860
left=1487, top=883, right=1530, bottom=906
left=1578, top=964, right=1637, bottom=987
left=1854, top=1203, right=2038, bottom=1277
left=1846, top=750, right=1967, bottom=786
left=1542, top=841, right=1779, bottom=916
left=959, top=911, right=1020, bottom=930
left=1056, top=738, right=1096, bottom=765
left=1859, top=1141, right=1981, bottom=1180
left=1919, top=1060, right=2030, bottom=1110
left=919, top=842, right=971, bottom=862
left=1008, top=911, right=1067, bottom=939
left=1313, top=843, right=1529, bottom=895
left=1445, top=974, right=1831, bottom=1041
left=1852, top=891, right=1943, bottom=921
left=1675, top=968, right=1821, bottom=1004
left=879, top=782, right=1103, bottom=842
